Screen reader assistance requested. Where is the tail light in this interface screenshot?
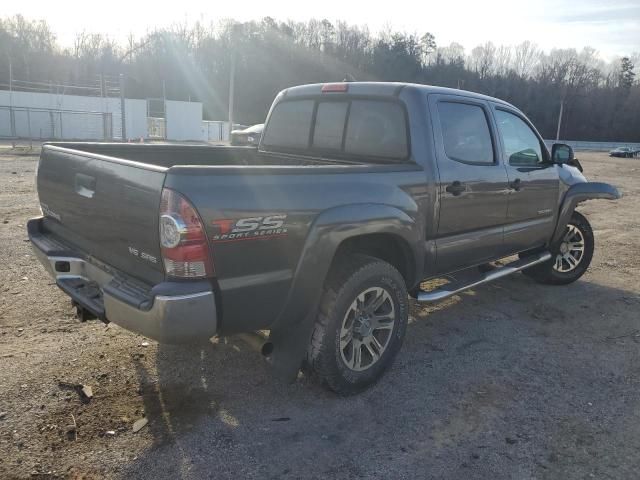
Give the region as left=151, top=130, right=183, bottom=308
left=159, top=188, right=214, bottom=278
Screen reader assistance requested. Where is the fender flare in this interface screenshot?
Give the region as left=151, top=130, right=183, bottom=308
left=551, top=182, right=621, bottom=245
left=266, top=203, right=420, bottom=382
left=275, top=203, right=420, bottom=330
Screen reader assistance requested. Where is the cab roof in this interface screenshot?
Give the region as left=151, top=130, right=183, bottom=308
left=281, top=82, right=513, bottom=108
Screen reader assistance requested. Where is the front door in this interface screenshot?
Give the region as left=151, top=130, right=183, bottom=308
left=491, top=106, right=560, bottom=253
left=429, top=95, right=510, bottom=274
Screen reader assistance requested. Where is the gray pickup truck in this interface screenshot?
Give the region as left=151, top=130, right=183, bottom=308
left=29, top=82, right=620, bottom=394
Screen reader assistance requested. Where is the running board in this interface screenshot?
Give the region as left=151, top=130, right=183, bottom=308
left=417, top=251, right=552, bottom=303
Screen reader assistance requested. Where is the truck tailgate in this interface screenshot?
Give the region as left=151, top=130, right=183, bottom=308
left=36, top=145, right=166, bottom=285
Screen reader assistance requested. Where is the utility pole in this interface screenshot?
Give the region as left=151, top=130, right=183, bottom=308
left=228, top=23, right=244, bottom=136
left=555, top=99, right=564, bottom=141
left=100, top=74, right=107, bottom=140
left=228, top=46, right=236, bottom=134
left=9, top=62, right=16, bottom=141
left=162, top=79, right=167, bottom=140
left=119, top=74, right=127, bottom=141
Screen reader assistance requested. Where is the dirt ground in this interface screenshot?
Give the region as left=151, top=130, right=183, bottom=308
left=1, top=151, right=639, bottom=479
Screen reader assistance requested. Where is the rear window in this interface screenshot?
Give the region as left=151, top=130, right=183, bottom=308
left=262, top=98, right=409, bottom=160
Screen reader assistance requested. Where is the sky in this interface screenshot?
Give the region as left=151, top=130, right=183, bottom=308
left=1, top=0, right=639, bottom=60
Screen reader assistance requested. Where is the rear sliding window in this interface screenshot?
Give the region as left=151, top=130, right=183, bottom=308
left=262, top=98, right=409, bottom=160
left=313, top=101, right=349, bottom=150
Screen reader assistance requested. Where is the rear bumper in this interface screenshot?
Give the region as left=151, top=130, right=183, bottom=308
left=28, top=217, right=218, bottom=344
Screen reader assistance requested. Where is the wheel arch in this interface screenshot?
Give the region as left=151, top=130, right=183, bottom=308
left=551, top=181, right=620, bottom=245
left=331, top=233, right=416, bottom=288
left=271, top=203, right=421, bottom=331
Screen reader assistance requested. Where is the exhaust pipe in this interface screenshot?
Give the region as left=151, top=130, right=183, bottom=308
left=234, top=332, right=274, bottom=357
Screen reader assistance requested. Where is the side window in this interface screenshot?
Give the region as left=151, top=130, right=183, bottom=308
left=495, top=110, right=544, bottom=166
left=312, top=102, right=348, bottom=150
left=437, top=102, right=494, bottom=164
left=262, top=100, right=314, bottom=149
left=344, top=100, right=408, bottom=159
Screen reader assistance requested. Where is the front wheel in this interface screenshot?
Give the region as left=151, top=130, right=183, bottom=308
left=522, top=211, right=594, bottom=285
left=306, top=255, right=408, bottom=395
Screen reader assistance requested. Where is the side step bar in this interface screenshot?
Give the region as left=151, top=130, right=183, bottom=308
left=417, top=251, right=552, bottom=303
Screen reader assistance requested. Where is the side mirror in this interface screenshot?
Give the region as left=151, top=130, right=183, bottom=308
left=552, top=143, right=574, bottom=164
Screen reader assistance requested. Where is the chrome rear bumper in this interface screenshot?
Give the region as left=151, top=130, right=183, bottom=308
left=28, top=217, right=218, bottom=344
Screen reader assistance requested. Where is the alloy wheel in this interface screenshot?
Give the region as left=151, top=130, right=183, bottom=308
left=339, top=287, right=396, bottom=371
left=553, top=223, right=585, bottom=273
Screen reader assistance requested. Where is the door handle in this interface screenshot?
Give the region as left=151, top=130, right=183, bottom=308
left=509, top=178, right=522, bottom=191
left=446, top=181, right=466, bottom=196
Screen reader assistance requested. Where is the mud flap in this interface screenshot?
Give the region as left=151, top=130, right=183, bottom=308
left=266, top=304, right=319, bottom=383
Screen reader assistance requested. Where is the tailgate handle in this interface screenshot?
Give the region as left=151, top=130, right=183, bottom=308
left=75, top=173, right=96, bottom=199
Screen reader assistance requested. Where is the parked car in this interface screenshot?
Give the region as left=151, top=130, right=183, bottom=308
left=609, top=147, right=637, bottom=158
left=230, top=123, right=264, bottom=146
left=29, top=82, right=620, bottom=394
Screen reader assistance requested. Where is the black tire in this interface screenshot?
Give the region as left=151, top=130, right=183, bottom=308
left=522, top=211, right=594, bottom=285
left=306, top=254, right=408, bottom=395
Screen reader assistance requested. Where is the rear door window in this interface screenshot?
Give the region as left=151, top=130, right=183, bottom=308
left=437, top=102, right=494, bottom=164
left=262, top=100, right=314, bottom=149
left=344, top=100, right=408, bottom=159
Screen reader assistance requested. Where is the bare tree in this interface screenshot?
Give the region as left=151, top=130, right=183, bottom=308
left=436, top=42, right=465, bottom=65
left=469, top=42, right=496, bottom=79
left=513, top=40, right=540, bottom=78
left=494, top=45, right=512, bottom=76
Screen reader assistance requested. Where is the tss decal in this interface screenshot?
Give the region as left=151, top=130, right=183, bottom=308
left=211, top=215, right=288, bottom=242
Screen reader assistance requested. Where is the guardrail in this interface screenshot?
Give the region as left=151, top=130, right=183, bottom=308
left=545, top=140, right=640, bottom=152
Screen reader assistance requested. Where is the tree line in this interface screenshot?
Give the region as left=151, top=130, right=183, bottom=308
left=1, top=15, right=638, bottom=141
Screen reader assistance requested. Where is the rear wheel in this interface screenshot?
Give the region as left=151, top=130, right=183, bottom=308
left=306, top=255, right=408, bottom=395
left=522, top=211, right=594, bottom=285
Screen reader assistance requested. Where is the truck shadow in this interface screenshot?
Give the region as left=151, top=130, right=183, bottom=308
left=122, top=275, right=640, bottom=479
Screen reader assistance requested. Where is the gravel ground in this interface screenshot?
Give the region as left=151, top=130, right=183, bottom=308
left=1, top=151, right=639, bottom=479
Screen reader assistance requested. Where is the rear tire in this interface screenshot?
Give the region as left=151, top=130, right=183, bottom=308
left=522, top=211, right=594, bottom=285
left=306, top=254, right=408, bottom=395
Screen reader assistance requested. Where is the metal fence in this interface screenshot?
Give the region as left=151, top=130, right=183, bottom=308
left=147, top=117, right=166, bottom=140
left=0, top=72, right=125, bottom=141
left=0, top=105, right=120, bottom=140
left=203, top=120, right=229, bottom=142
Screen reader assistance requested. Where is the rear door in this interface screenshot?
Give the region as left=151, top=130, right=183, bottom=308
left=490, top=106, right=560, bottom=253
left=429, top=95, right=510, bottom=273
left=37, top=145, right=167, bottom=285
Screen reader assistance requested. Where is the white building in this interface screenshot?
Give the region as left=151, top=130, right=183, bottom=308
left=0, top=90, right=228, bottom=142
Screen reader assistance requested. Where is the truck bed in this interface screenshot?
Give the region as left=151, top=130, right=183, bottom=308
left=46, top=142, right=362, bottom=168
left=36, top=141, right=424, bottom=334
